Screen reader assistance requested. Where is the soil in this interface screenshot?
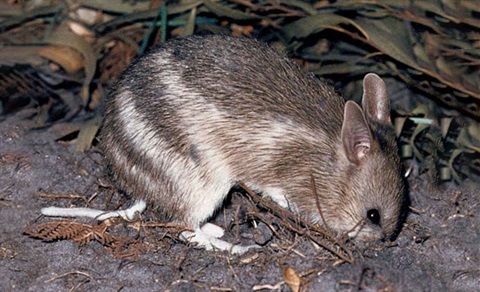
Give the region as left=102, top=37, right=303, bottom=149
left=0, top=110, right=479, bottom=292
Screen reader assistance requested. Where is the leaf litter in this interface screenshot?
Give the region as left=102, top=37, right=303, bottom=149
left=0, top=0, right=479, bottom=290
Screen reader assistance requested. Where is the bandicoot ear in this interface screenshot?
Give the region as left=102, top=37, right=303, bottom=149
left=362, top=73, right=391, bottom=124
left=342, top=101, right=372, bottom=164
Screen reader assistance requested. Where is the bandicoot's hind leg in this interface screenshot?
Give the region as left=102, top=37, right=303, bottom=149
left=41, top=200, right=147, bottom=221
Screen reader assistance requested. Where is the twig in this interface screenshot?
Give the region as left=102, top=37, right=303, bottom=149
left=141, top=222, right=193, bottom=237
left=245, top=210, right=282, bottom=239
left=210, top=287, right=235, bottom=291
left=141, top=222, right=192, bottom=230
left=252, top=281, right=284, bottom=290
left=377, top=274, right=396, bottom=292
left=225, top=255, right=240, bottom=282
left=310, top=173, right=330, bottom=232
left=45, top=271, right=93, bottom=283
left=35, top=192, right=86, bottom=201
left=237, top=181, right=354, bottom=264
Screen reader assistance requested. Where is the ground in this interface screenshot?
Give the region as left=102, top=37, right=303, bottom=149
left=0, top=110, right=479, bottom=291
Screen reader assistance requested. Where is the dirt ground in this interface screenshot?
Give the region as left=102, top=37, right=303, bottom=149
left=0, top=109, right=479, bottom=292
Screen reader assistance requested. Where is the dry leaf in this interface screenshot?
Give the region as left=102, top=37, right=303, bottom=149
left=283, top=267, right=302, bottom=292
left=38, top=45, right=84, bottom=75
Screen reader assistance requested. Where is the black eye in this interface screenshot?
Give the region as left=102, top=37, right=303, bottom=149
left=367, top=209, right=381, bottom=225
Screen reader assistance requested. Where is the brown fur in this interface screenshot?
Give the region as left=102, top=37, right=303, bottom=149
left=100, top=35, right=405, bottom=241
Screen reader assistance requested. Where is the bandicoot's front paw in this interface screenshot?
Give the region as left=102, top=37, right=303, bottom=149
left=180, top=224, right=259, bottom=254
